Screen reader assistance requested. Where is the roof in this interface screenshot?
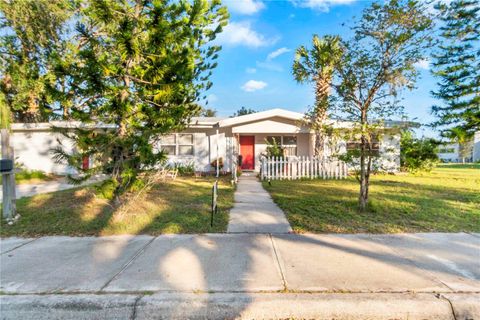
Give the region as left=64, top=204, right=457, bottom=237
left=190, top=117, right=226, bottom=127
left=218, top=108, right=304, bottom=127
left=10, top=108, right=418, bottom=131
left=11, top=121, right=116, bottom=131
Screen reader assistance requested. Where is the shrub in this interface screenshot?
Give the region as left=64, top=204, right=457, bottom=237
left=264, top=137, right=284, bottom=158
left=400, top=131, right=440, bottom=172
left=170, top=161, right=195, bottom=176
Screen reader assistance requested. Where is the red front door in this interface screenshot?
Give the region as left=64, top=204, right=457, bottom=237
left=239, top=136, right=255, bottom=170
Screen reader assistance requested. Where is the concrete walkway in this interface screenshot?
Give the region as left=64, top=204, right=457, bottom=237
left=227, top=175, right=292, bottom=233
left=0, top=175, right=106, bottom=202
left=1, top=233, right=479, bottom=319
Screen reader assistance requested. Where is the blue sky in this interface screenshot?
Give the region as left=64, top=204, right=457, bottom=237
left=205, top=0, right=439, bottom=137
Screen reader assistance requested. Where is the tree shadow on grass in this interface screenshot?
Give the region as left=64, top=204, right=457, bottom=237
left=264, top=178, right=480, bottom=233
left=0, top=176, right=235, bottom=237
left=2, top=176, right=479, bottom=318
left=0, top=186, right=116, bottom=237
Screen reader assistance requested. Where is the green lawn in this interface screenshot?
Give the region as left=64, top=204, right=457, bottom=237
left=0, top=176, right=234, bottom=237
left=263, top=166, right=480, bottom=233
left=0, top=169, right=56, bottom=185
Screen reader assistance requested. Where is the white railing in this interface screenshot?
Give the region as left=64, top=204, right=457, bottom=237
left=260, top=156, right=348, bottom=180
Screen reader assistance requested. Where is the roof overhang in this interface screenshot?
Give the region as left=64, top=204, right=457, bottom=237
left=218, top=108, right=305, bottom=128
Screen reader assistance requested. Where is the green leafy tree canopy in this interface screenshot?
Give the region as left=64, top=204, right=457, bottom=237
left=52, top=0, right=228, bottom=202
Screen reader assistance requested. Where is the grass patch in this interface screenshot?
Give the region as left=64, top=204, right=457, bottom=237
left=0, top=176, right=234, bottom=237
left=263, top=166, right=480, bottom=233
left=0, top=169, right=56, bottom=185
left=437, top=163, right=480, bottom=170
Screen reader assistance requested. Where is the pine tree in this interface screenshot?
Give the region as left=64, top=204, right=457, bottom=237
left=431, top=0, right=480, bottom=137
left=53, top=0, right=228, bottom=203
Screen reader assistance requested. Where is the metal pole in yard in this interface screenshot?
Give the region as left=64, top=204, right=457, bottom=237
left=216, top=128, right=219, bottom=178
left=1, top=129, right=15, bottom=219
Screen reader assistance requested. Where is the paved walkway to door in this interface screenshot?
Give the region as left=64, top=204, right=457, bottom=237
left=227, top=175, right=292, bottom=233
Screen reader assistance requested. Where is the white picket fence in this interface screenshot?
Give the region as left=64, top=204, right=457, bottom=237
left=260, top=156, right=348, bottom=180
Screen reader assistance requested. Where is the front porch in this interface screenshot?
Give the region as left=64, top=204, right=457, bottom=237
left=235, top=133, right=313, bottom=171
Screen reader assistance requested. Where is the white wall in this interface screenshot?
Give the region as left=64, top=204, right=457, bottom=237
left=378, top=133, right=401, bottom=172
left=473, top=131, right=480, bottom=162
left=11, top=130, right=76, bottom=174
left=437, top=143, right=460, bottom=162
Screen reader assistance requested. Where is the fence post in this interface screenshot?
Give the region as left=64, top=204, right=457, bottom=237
left=267, top=157, right=271, bottom=180
left=211, top=180, right=218, bottom=227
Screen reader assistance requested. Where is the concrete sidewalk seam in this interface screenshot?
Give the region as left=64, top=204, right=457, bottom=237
left=0, top=238, right=39, bottom=255
left=381, top=237, right=455, bottom=292
left=466, top=232, right=480, bottom=239
left=269, top=234, right=287, bottom=291
left=438, top=294, right=458, bottom=320
left=100, top=237, right=157, bottom=291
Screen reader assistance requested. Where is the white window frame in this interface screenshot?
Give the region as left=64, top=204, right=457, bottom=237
left=159, top=133, right=194, bottom=156
left=266, top=135, right=298, bottom=156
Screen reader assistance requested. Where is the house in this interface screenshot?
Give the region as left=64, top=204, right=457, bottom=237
left=10, top=108, right=402, bottom=175
left=437, top=143, right=461, bottom=162
left=473, top=131, right=480, bottom=162
left=437, top=131, right=480, bottom=163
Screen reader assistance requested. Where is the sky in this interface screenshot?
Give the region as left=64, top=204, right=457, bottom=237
left=205, top=0, right=440, bottom=137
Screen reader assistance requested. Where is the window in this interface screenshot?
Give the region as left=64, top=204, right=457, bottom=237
left=266, top=136, right=281, bottom=145
left=159, top=133, right=194, bottom=156
left=439, top=148, right=455, bottom=154
left=282, top=136, right=297, bottom=156
left=265, top=135, right=298, bottom=156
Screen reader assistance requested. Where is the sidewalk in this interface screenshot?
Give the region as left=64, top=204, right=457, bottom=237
left=1, top=233, right=479, bottom=319
left=227, top=175, right=292, bottom=233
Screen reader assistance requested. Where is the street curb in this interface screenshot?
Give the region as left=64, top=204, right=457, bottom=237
left=2, top=292, right=476, bottom=319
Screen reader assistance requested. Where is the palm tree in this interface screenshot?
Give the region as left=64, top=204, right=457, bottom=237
left=444, top=127, right=473, bottom=163
left=292, top=35, right=343, bottom=156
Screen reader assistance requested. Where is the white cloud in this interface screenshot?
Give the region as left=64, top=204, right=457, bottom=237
left=246, top=67, right=257, bottom=74
left=290, top=0, right=357, bottom=12
left=241, top=80, right=268, bottom=92
left=217, top=22, right=275, bottom=48
left=267, top=47, right=291, bottom=60
left=414, top=59, right=430, bottom=70
left=225, top=0, right=265, bottom=15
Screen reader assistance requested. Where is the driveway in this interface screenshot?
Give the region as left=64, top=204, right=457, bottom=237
left=1, top=232, right=479, bottom=319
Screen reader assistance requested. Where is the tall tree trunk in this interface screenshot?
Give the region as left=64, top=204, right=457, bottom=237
left=359, top=111, right=368, bottom=210
left=313, top=76, right=331, bottom=157
left=359, top=136, right=367, bottom=210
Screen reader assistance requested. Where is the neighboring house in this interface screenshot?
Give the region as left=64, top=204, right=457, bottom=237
left=10, top=108, right=403, bottom=174
left=437, top=143, right=461, bottom=163
left=473, top=131, right=480, bottom=162
left=437, top=131, right=480, bottom=163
